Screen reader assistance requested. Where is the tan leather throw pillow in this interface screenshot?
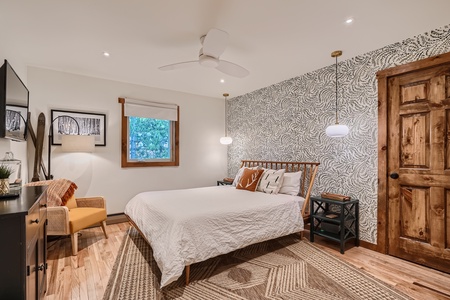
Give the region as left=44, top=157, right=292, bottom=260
left=236, top=168, right=264, bottom=192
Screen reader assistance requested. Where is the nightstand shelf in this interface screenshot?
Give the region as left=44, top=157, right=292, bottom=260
left=310, top=196, right=359, bottom=254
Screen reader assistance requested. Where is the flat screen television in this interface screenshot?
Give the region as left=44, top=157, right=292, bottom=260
left=0, top=60, right=29, bottom=141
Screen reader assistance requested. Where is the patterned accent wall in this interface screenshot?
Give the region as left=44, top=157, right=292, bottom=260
left=227, top=25, right=450, bottom=244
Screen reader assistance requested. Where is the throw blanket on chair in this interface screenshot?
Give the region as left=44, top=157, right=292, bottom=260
left=25, top=179, right=78, bottom=206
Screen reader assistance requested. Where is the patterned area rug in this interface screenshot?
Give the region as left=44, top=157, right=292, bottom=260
left=103, top=227, right=411, bottom=300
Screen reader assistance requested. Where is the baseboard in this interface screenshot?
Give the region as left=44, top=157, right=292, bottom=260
left=84, top=213, right=128, bottom=229
left=359, top=240, right=378, bottom=251
left=106, top=213, right=128, bottom=225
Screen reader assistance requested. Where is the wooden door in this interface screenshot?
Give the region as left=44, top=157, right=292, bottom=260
left=387, top=63, right=450, bottom=272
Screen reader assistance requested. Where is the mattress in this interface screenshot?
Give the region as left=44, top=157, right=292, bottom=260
left=124, top=185, right=305, bottom=287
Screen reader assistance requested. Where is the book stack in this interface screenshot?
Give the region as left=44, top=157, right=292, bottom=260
left=321, top=192, right=351, bottom=201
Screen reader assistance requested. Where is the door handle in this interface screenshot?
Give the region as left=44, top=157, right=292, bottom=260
left=390, top=173, right=399, bottom=179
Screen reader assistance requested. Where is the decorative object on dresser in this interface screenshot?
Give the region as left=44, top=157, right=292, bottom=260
left=25, top=179, right=108, bottom=255
left=310, top=195, right=359, bottom=254
left=0, top=185, right=47, bottom=299
left=0, top=151, right=22, bottom=186
left=325, top=50, right=349, bottom=138
left=0, top=163, right=14, bottom=194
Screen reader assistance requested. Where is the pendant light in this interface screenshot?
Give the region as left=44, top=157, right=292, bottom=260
left=219, top=93, right=233, bottom=145
left=326, top=50, right=349, bottom=137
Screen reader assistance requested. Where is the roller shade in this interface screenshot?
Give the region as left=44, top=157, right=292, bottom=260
left=124, top=98, right=178, bottom=121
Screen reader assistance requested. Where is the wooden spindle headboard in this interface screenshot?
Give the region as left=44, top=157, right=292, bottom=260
left=239, top=160, right=320, bottom=220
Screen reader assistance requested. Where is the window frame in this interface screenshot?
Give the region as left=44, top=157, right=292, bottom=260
left=119, top=98, right=179, bottom=167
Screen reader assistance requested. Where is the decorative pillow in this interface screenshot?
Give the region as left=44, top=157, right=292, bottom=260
left=257, top=169, right=285, bottom=194
left=236, top=168, right=264, bottom=192
left=279, top=171, right=302, bottom=196
left=232, top=166, right=260, bottom=186
left=25, top=179, right=78, bottom=207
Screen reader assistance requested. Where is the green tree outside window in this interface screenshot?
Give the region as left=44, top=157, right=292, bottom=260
left=129, top=117, right=170, bottom=160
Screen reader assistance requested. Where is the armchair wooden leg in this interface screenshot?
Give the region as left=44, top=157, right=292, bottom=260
left=185, top=265, right=190, bottom=285
left=71, top=233, right=78, bottom=256
left=101, top=220, right=108, bottom=239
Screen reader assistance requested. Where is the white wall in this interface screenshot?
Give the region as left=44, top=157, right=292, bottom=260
left=27, top=67, right=228, bottom=214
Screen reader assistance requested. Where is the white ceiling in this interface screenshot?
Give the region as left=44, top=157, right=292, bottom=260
left=1, top=0, right=449, bottom=99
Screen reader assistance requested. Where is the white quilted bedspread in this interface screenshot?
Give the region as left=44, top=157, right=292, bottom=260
left=124, top=186, right=304, bottom=287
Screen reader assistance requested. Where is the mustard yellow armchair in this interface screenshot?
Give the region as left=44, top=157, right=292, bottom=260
left=48, top=195, right=108, bottom=255
left=26, top=179, right=108, bottom=255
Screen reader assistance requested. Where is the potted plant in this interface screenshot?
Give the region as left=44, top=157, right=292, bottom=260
left=0, top=164, right=14, bottom=194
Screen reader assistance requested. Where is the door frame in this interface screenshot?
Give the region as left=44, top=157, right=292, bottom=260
left=376, top=51, right=450, bottom=253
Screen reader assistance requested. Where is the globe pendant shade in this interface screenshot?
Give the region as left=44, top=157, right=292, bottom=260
left=219, top=136, right=233, bottom=145
left=326, top=124, right=349, bottom=137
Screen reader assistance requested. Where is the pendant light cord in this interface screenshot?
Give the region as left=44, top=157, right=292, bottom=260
left=224, top=93, right=229, bottom=137
left=335, top=55, right=339, bottom=124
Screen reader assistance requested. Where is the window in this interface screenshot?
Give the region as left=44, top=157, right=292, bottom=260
left=119, top=98, right=179, bottom=167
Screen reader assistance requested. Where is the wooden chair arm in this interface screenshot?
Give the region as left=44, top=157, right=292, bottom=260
left=47, top=206, right=70, bottom=235
left=76, top=196, right=106, bottom=209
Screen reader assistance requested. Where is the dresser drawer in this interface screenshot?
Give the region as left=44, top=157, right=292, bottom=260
left=26, top=201, right=41, bottom=250
left=39, top=196, right=47, bottom=220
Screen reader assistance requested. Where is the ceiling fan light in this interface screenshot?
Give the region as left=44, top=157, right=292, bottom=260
left=326, top=124, right=349, bottom=137
left=220, top=136, right=233, bottom=145
left=199, top=55, right=219, bottom=68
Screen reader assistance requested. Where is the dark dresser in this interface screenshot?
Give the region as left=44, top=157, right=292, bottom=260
left=0, top=185, right=47, bottom=300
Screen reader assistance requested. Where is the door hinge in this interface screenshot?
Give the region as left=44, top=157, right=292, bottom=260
left=26, top=265, right=30, bottom=276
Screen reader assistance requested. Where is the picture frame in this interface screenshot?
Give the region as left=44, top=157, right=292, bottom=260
left=5, top=105, right=28, bottom=141
left=50, top=109, right=106, bottom=146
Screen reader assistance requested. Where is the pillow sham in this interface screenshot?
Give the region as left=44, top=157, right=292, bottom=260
left=257, top=168, right=285, bottom=194
left=232, top=166, right=259, bottom=186
left=278, top=171, right=302, bottom=196
left=236, top=168, right=264, bottom=192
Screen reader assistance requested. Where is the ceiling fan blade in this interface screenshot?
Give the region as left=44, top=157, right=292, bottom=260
left=159, top=61, right=198, bottom=71
left=216, top=60, right=250, bottom=78
left=202, top=28, right=229, bottom=58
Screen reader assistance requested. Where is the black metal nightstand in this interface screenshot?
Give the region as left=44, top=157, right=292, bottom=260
left=217, top=180, right=232, bottom=186
left=310, top=196, right=359, bottom=254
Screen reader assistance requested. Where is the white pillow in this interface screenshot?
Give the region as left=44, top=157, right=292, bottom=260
left=257, top=169, right=285, bottom=194
left=279, top=171, right=302, bottom=196
left=232, top=166, right=259, bottom=186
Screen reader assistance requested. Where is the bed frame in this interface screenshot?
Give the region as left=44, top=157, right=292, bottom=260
left=239, top=160, right=320, bottom=222
left=127, top=160, right=320, bottom=286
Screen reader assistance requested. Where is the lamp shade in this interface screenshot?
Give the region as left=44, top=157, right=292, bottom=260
left=326, top=124, right=349, bottom=137
left=219, top=136, right=233, bottom=145
left=61, top=135, right=95, bottom=152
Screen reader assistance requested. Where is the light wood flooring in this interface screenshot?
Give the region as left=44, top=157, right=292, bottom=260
left=44, top=222, right=450, bottom=300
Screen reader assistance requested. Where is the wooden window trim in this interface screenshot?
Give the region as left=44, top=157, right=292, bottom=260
left=118, top=98, right=179, bottom=167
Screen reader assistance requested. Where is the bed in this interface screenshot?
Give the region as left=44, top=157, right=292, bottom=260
left=124, top=160, right=319, bottom=287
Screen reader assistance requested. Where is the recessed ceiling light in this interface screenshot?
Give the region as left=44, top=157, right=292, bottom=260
left=345, top=18, right=353, bottom=24
left=220, top=79, right=225, bottom=83
left=102, top=51, right=110, bottom=57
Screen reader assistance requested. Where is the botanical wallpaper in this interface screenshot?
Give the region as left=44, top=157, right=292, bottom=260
left=227, top=24, right=450, bottom=244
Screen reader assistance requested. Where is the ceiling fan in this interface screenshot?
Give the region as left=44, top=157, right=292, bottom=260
left=158, top=28, right=249, bottom=78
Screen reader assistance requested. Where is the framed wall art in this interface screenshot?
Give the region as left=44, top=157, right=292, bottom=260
left=5, top=105, right=28, bottom=141
left=50, top=109, right=106, bottom=146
